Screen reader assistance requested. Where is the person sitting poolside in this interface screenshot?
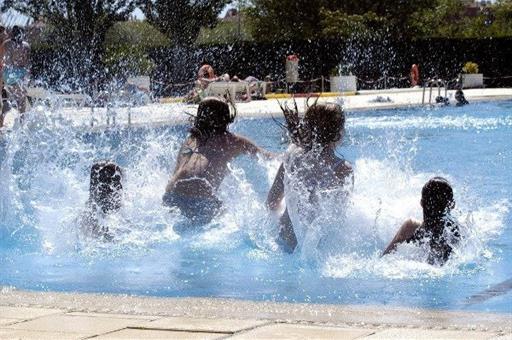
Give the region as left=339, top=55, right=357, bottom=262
left=266, top=102, right=353, bottom=253
left=197, top=61, right=218, bottom=90
left=79, top=161, right=123, bottom=241
left=382, top=177, right=461, bottom=265
left=163, top=97, right=271, bottom=224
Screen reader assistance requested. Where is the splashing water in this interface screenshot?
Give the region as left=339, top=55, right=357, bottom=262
left=0, top=100, right=510, bottom=311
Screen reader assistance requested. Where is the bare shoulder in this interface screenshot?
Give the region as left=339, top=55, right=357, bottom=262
left=229, top=133, right=261, bottom=155
left=399, top=218, right=422, bottom=239
left=334, top=159, right=353, bottom=183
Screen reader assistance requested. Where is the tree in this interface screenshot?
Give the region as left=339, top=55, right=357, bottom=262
left=244, top=0, right=437, bottom=41
left=245, top=0, right=329, bottom=42
left=138, top=0, right=229, bottom=46
left=2, top=0, right=137, bottom=89
left=2, top=0, right=136, bottom=49
left=409, top=0, right=512, bottom=39
left=104, top=21, right=169, bottom=78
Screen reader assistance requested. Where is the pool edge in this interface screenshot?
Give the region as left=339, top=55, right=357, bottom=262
left=1, top=287, right=511, bottom=334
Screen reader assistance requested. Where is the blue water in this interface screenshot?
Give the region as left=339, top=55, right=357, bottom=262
left=0, top=101, right=511, bottom=313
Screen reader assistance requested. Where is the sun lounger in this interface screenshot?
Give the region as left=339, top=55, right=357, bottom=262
left=205, top=81, right=251, bottom=102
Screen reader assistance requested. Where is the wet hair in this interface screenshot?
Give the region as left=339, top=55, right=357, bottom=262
left=11, top=26, right=23, bottom=43
left=421, top=177, right=454, bottom=218
left=89, top=161, right=123, bottom=214
left=190, top=97, right=235, bottom=140
left=280, top=100, right=345, bottom=151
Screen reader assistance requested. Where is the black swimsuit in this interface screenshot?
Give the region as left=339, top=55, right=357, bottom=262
left=410, top=217, right=461, bottom=264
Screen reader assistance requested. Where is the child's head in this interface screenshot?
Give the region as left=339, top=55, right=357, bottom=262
left=191, top=97, right=234, bottom=139
left=421, top=177, right=455, bottom=219
left=89, top=161, right=123, bottom=214
left=11, top=26, right=23, bottom=43
left=304, top=103, right=345, bottom=147
left=282, top=102, right=345, bottom=151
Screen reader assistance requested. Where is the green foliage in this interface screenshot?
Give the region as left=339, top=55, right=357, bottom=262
left=245, top=0, right=328, bottom=41
left=244, top=0, right=436, bottom=41
left=196, top=18, right=253, bottom=45
left=244, top=0, right=512, bottom=41
left=330, top=64, right=353, bottom=76
left=104, top=21, right=169, bottom=77
left=321, top=10, right=388, bottom=39
left=409, top=0, right=512, bottom=38
left=462, top=61, right=479, bottom=74
left=3, top=0, right=137, bottom=49
left=138, top=0, right=229, bottom=46
left=105, top=21, right=169, bottom=49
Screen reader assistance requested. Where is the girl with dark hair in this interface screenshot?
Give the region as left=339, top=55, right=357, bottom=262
left=266, top=102, right=353, bottom=253
left=383, top=177, right=461, bottom=265
left=163, top=97, right=270, bottom=224
left=80, top=161, right=123, bottom=241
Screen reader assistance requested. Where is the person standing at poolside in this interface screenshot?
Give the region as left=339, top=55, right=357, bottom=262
left=1, top=26, right=31, bottom=126
left=382, top=177, right=461, bottom=265
left=163, top=97, right=271, bottom=224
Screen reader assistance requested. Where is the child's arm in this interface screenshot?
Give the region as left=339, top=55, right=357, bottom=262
left=335, top=160, right=354, bottom=188
left=382, top=219, right=421, bottom=256
left=266, top=164, right=285, bottom=211
left=233, top=134, right=275, bottom=159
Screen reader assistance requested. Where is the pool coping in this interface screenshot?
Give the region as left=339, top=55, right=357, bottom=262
left=1, top=288, right=511, bottom=334
left=2, top=87, right=512, bottom=132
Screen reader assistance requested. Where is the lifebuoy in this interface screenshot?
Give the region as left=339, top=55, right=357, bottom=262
left=410, top=64, right=420, bottom=87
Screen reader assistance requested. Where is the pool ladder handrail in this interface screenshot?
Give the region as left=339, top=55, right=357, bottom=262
left=422, top=78, right=449, bottom=105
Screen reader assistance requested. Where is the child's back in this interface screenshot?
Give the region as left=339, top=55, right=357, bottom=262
left=383, top=177, right=461, bottom=265
left=164, top=97, right=268, bottom=224
left=267, top=103, right=353, bottom=252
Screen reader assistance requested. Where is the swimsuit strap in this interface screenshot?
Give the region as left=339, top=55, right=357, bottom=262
left=181, top=145, right=199, bottom=155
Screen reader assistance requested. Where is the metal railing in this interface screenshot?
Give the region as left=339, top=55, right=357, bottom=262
left=422, top=78, right=449, bottom=105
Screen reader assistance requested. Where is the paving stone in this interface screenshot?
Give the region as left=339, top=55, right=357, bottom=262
left=139, top=317, right=269, bottom=333
left=365, top=328, right=498, bottom=339
left=490, top=334, right=512, bottom=340
left=0, top=328, right=86, bottom=339
left=228, top=323, right=375, bottom=339
left=95, top=328, right=223, bottom=339
left=0, top=318, right=21, bottom=326
left=66, top=311, right=159, bottom=320
left=6, top=314, right=138, bottom=335
left=0, top=306, right=63, bottom=320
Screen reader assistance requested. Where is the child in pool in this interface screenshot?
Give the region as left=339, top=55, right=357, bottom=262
left=266, top=102, right=353, bottom=253
left=382, top=177, right=461, bottom=265
left=163, top=97, right=270, bottom=224
left=79, top=161, right=123, bottom=241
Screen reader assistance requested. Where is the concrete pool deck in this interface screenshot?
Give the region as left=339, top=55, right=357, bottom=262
left=1, top=88, right=512, bottom=338
left=1, top=288, right=512, bottom=339
left=2, top=87, right=512, bottom=130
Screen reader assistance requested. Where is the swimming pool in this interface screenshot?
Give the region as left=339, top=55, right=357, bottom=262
left=0, top=100, right=511, bottom=313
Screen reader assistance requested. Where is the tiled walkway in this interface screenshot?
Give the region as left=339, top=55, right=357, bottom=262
left=1, top=289, right=511, bottom=339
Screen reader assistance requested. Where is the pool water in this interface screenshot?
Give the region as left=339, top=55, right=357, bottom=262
left=0, top=100, right=511, bottom=313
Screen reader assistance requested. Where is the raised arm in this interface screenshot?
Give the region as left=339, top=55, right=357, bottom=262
left=234, top=134, right=274, bottom=159
left=382, top=219, right=421, bottom=256
left=266, top=163, right=285, bottom=211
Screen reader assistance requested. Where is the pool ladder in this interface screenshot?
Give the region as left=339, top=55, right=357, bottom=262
left=422, top=79, right=448, bottom=106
